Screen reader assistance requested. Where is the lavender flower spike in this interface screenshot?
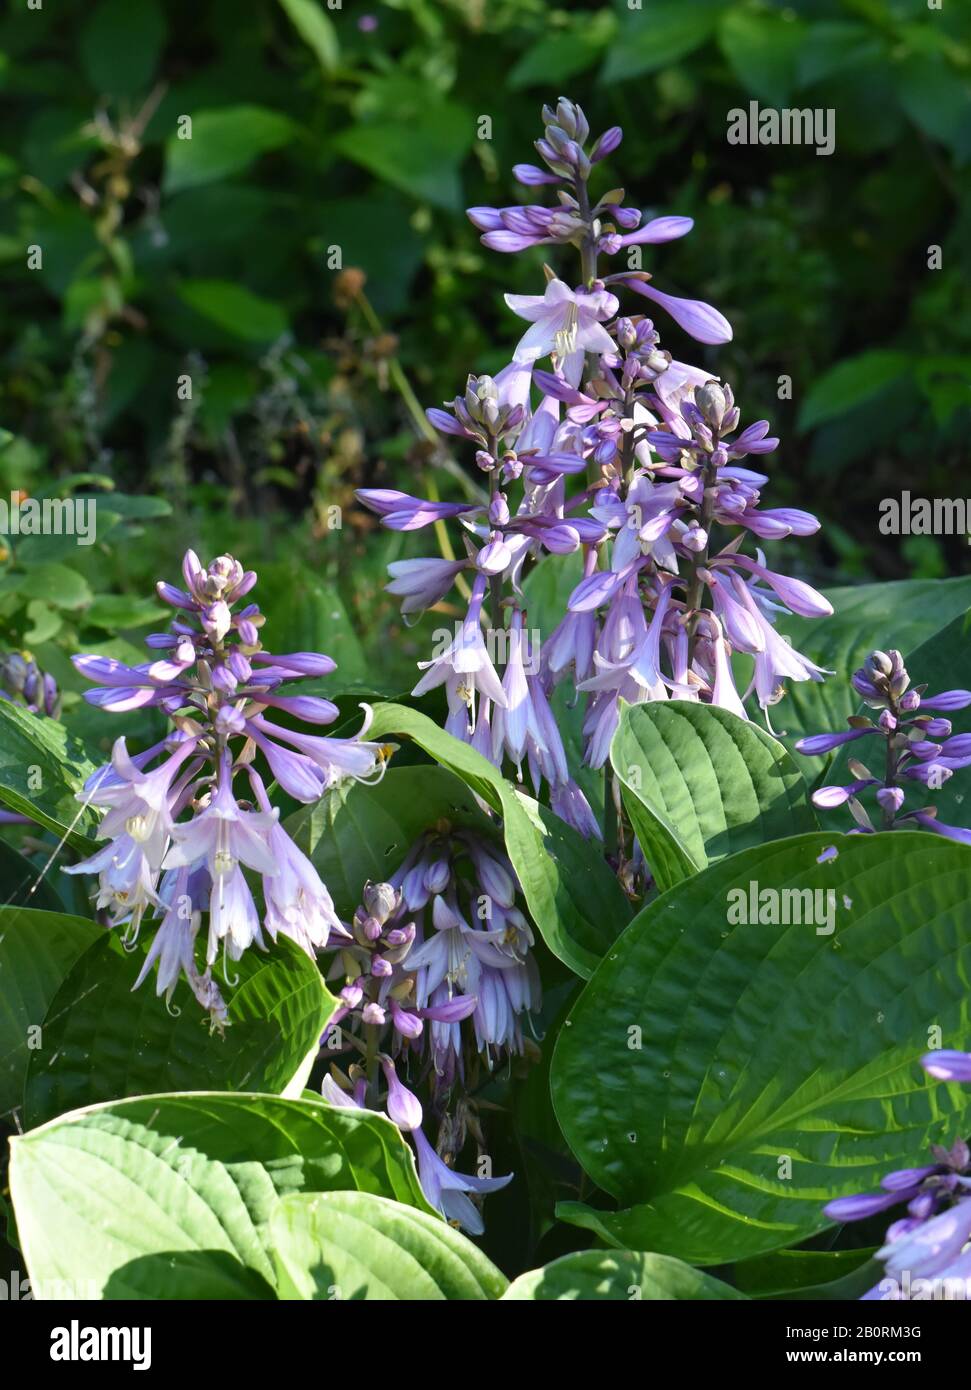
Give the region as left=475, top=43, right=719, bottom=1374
left=68, top=550, right=375, bottom=1020
left=795, top=648, right=971, bottom=839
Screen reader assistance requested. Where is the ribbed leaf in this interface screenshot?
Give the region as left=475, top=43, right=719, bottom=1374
left=10, top=1093, right=434, bottom=1299
left=24, top=931, right=335, bottom=1126
left=552, top=831, right=971, bottom=1265
left=611, top=701, right=816, bottom=891
left=0, top=906, right=100, bottom=1118
left=271, top=1191, right=506, bottom=1300
left=366, top=703, right=632, bottom=977
left=503, top=1250, right=746, bottom=1301
left=0, top=703, right=99, bottom=850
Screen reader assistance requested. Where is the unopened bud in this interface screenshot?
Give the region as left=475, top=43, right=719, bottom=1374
left=363, top=880, right=399, bottom=924
left=695, top=381, right=728, bottom=430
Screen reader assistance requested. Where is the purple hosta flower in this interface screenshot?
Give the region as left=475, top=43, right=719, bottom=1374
left=469, top=99, right=730, bottom=345
left=356, top=487, right=480, bottom=531
left=380, top=1055, right=423, bottom=1132
left=505, top=278, right=617, bottom=386
left=575, top=576, right=681, bottom=767
left=0, top=652, right=59, bottom=717
left=385, top=556, right=469, bottom=617
left=491, top=609, right=544, bottom=774
left=411, top=1126, right=512, bottom=1234
left=924, top=1050, right=971, bottom=1082
left=63, top=734, right=202, bottom=935
left=797, top=650, right=971, bottom=838
left=356, top=831, right=540, bottom=1077
left=548, top=370, right=829, bottom=741
left=67, top=551, right=369, bottom=1016
left=823, top=1136, right=971, bottom=1299
left=412, top=574, right=506, bottom=714
left=320, top=859, right=527, bottom=1234
left=245, top=706, right=384, bottom=803
left=363, top=95, right=821, bottom=825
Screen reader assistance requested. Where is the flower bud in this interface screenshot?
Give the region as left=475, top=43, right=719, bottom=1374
left=615, top=316, right=637, bottom=350
left=695, top=381, right=728, bottom=430
left=363, top=880, right=399, bottom=925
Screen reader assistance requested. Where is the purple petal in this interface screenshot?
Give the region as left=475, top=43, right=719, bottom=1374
left=619, top=216, right=694, bottom=246
left=624, top=280, right=733, bottom=344
left=922, top=1050, right=971, bottom=1082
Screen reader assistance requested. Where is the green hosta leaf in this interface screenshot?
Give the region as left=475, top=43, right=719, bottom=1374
left=366, top=704, right=631, bottom=977
left=551, top=831, right=971, bottom=1265
left=270, top=1191, right=506, bottom=1300
left=503, top=1249, right=747, bottom=1301
left=288, top=765, right=497, bottom=918
left=0, top=907, right=100, bottom=1119
left=24, top=931, right=335, bottom=1127
left=164, top=107, right=298, bottom=194
left=177, top=279, right=288, bottom=343
left=610, top=701, right=816, bottom=892
left=778, top=576, right=971, bottom=748
left=10, top=1093, right=433, bottom=1299
left=0, top=842, right=64, bottom=912
left=0, top=703, right=99, bottom=850
left=797, top=350, right=912, bottom=431
left=277, top=0, right=339, bottom=74
left=732, top=1247, right=879, bottom=1301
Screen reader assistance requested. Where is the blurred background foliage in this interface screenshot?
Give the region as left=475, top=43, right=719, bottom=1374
left=0, top=0, right=970, bottom=704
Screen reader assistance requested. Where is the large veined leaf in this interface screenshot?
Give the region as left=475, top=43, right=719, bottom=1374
left=502, top=1250, right=747, bottom=1301
left=23, top=930, right=335, bottom=1127
left=0, top=702, right=99, bottom=850
left=271, top=1191, right=506, bottom=1300
left=731, top=1247, right=879, bottom=1301
left=777, top=576, right=971, bottom=748
left=366, top=703, right=632, bottom=977
left=0, top=837, right=65, bottom=912
left=287, top=764, right=499, bottom=918
left=551, top=831, right=971, bottom=1265
left=0, top=906, right=101, bottom=1119
left=9, top=1093, right=434, bottom=1299
left=610, top=701, right=816, bottom=891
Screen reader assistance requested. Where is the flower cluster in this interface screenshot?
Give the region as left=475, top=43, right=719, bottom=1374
left=796, top=649, right=971, bottom=841
left=321, top=828, right=539, bottom=1229
left=359, top=97, right=831, bottom=844
left=824, top=1051, right=971, bottom=1299
left=0, top=652, right=60, bottom=824
left=0, top=651, right=58, bottom=717
left=65, top=550, right=384, bottom=1023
